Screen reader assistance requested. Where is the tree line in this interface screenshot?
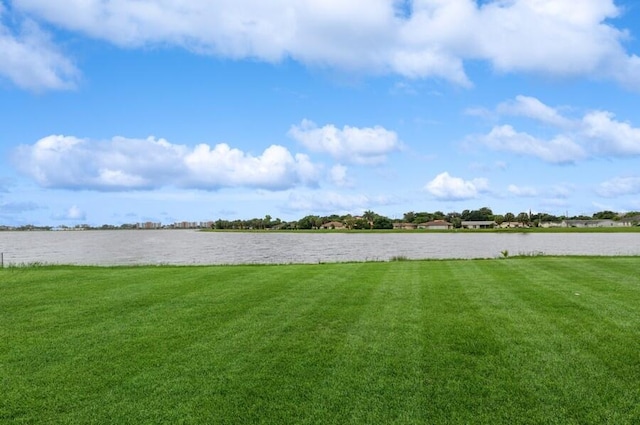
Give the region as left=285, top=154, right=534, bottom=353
left=211, top=208, right=640, bottom=230
left=4, top=207, right=638, bottom=231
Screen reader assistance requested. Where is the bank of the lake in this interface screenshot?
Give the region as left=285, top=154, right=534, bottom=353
left=2, top=257, right=639, bottom=424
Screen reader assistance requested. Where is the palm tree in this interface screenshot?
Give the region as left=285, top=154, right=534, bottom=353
left=504, top=212, right=515, bottom=225
left=362, top=210, right=376, bottom=229
left=517, top=212, right=530, bottom=226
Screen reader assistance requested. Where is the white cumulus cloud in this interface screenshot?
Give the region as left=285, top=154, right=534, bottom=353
left=289, top=119, right=401, bottom=165
left=14, top=135, right=321, bottom=191
left=425, top=172, right=489, bottom=201
left=582, top=111, right=640, bottom=156
left=497, top=95, right=574, bottom=129
left=8, top=0, right=640, bottom=89
left=596, top=176, right=640, bottom=198
left=184, top=143, right=319, bottom=190
left=52, top=205, right=86, bottom=221
left=474, top=96, right=640, bottom=163
left=328, top=164, right=351, bottom=187
left=479, top=125, right=586, bottom=164
left=66, top=205, right=85, bottom=220
left=0, top=7, right=78, bottom=91
left=469, top=0, right=629, bottom=79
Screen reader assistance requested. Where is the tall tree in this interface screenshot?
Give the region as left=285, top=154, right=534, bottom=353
left=403, top=211, right=416, bottom=223
left=516, top=212, right=530, bottom=225
left=297, top=215, right=318, bottom=230
left=478, top=207, right=494, bottom=220
left=362, top=210, right=376, bottom=228
left=414, top=212, right=433, bottom=223
left=373, top=215, right=393, bottom=229
left=353, top=218, right=370, bottom=229
left=344, top=215, right=356, bottom=230
left=593, top=210, right=616, bottom=220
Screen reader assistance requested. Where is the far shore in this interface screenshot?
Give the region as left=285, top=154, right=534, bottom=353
left=3, top=226, right=640, bottom=234
left=200, top=226, right=640, bottom=234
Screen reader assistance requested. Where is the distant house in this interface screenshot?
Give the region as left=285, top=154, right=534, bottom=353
left=393, top=222, right=418, bottom=230
left=539, top=221, right=563, bottom=228
left=619, top=216, right=640, bottom=227
left=418, top=220, right=453, bottom=230
left=321, top=221, right=346, bottom=230
left=562, top=219, right=618, bottom=228
left=461, top=220, right=496, bottom=229
left=498, top=222, right=528, bottom=229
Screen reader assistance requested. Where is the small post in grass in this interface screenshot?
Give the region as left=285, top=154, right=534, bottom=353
left=1, top=252, right=3, bottom=268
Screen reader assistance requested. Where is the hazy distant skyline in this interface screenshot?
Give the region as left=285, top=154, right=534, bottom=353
left=1, top=0, right=640, bottom=226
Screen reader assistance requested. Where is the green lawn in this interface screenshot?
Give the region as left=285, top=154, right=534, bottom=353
left=2, top=258, right=640, bottom=424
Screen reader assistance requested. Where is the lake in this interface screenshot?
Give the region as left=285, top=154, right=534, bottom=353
left=1, top=230, right=640, bottom=266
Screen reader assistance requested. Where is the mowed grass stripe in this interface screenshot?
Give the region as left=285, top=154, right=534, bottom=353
left=2, top=264, right=383, bottom=423
left=520, top=258, right=640, bottom=422
left=187, top=263, right=381, bottom=423
left=2, top=258, right=640, bottom=424
left=301, top=261, right=430, bottom=423
left=417, top=261, right=523, bottom=423
left=447, top=259, right=640, bottom=423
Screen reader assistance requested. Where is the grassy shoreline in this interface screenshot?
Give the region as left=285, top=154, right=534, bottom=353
left=2, top=257, right=640, bottom=424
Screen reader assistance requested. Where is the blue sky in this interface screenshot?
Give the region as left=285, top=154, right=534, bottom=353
left=1, top=0, right=640, bottom=226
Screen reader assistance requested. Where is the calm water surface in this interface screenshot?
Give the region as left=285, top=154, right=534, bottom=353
left=1, top=230, right=640, bottom=266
